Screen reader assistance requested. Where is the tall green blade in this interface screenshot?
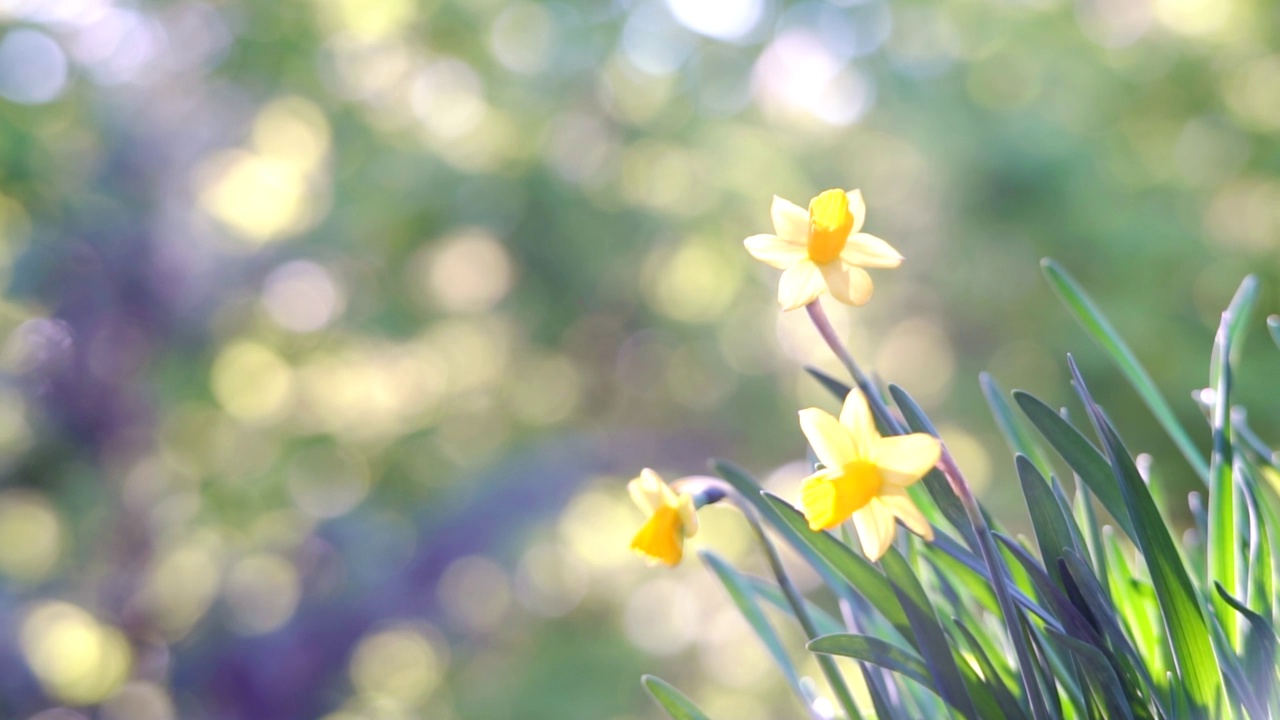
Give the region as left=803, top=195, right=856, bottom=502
left=1044, top=629, right=1137, bottom=720
left=1018, top=454, right=1085, bottom=588
left=1014, top=390, right=1137, bottom=540
left=642, top=676, right=713, bottom=720
left=701, top=551, right=804, bottom=696
left=1042, top=259, right=1208, bottom=482
left=880, top=548, right=980, bottom=719
left=952, top=619, right=1032, bottom=720
left=762, top=493, right=913, bottom=643
left=1069, top=357, right=1224, bottom=717
left=1268, top=315, right=1280, bottom=351
left=1207, top=313, right=1238, bottom=648
left=808, top=634, right=934, bottom=691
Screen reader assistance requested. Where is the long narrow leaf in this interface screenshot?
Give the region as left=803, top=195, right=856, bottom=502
left=952, top=619, right=1031, bottom=720
left=808, top=634, right=934, bottom=690
left=1043, top=259, right=1208, bottom=481
left=642, top=676, right=713, bottom=720
left=1044, top=629, right=1137, bottom=720
left=701, top=551, right=805, bottom=695
left=1069, top=357, right=1224, bottom=717
left=1015, top=390, right=1137, bottom=540
left=1018, top=454, right=1085, bottom=588
left=1208, top=312, right=1239, bottom=648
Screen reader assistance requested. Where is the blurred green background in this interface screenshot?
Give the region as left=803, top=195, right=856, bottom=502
left=0, top=0, right=1276, bottom=717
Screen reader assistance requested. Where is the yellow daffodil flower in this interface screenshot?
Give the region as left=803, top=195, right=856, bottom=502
left=744, top=189, right=904, bottom=310
left=797, top=388, right=941, bottom=561
left=628, top=468, right=699, bottom=566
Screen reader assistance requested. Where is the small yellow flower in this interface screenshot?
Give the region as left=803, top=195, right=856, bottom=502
left=798, top=389, right=941, bottom=561
left=628, top=469, right=699, bottom=566
left=744, top=189, right=904, bottom=311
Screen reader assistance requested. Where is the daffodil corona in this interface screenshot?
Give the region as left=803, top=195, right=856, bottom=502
left=744, top=189, right=904, bottom=311
left=628, top=469, right=700, bottom=566
left=798, top=389, right=941, bottom=561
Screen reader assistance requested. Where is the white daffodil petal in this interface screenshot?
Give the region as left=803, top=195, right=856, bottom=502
left=853, top=500, right=897, bottom=561
left=744, top=233, right=807, bottom=269
left=819, top=261, right=873, bottom=306
left=841, top=233, right=904, bottom=269
left=873, top=434, right=942, bottom=487
left=798, top=407, right=858, bottom=470
left=838, top=389, right=876, bottom=459
left=778, top=260, right=825, bottom=310
left=628, top=468, right=668, bottom=513
left=845, top=189, right=867, bottom=234
left=771, top=195, right=809, bottom=241
left=879, top=487, right=934, bottom=540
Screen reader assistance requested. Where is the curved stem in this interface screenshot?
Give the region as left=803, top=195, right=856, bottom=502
left=804, top=300, right=904, bottom=435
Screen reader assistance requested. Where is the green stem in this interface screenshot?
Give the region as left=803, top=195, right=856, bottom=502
left=805, top=300, right=905, bottom=435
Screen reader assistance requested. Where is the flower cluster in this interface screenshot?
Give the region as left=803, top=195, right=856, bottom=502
left=627, top=189, right=940, bottom=564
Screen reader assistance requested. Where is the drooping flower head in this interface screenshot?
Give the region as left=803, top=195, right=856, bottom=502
left=797, top=388, right=941, bottom=561
left=628, top=469, right=700, bottom=566
left=744, top=189, right=904, bottom=311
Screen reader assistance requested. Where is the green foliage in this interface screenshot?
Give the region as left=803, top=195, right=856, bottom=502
left=641, top=267, right=1280, bottom=720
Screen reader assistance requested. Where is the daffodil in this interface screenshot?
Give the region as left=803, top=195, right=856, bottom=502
left=797, top=388, right=941, bottom=561
left=744, top=189, right=904, bottom=311
left=628, top=468, right=700, bottom=566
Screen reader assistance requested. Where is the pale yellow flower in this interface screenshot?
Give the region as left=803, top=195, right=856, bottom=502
left=628, top=469, right=699, bottom=566
left=798, top=389, right=941, bottom=560
left=744, top=189, right=904, bottom=310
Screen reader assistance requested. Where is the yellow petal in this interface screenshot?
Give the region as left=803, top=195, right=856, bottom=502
left=675, top=491, right=699, bottom=537
left=627, top=468, right=668, bottom=513
left=878, top=487, right=934, bottom=541
left=838, top=388, right=876, bottom=459
left=770, top=195, right=809, bottom=241
left=744, top=233, right=806, bottom=269
left=845, top=189, right=867, bottom=234
left=819, top=261, right=873, bottom=306
left=853, top=499, right=898, bottom=561
left=799, top=471, right=844, bottom=531
left=778, top=260, right=825, bottom=310
left=840, top=233, right=903, bottom=269
left=872, top=434, right=942, bottom=487
left=630, top=505, right=684, bottom=566
left=799, top=407, right=858, bottom=470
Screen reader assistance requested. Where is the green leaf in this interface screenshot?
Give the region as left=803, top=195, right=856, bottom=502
left=1212, top=275, right=1258, bottom=378
left=888, top=384, right=977, bottom=547
left=1268, top=315, right=1280, bottom=351
left=1014, top=390, right=1137, bottom=541
left=1018, top=454, right=1084, bottom=588
left=712, top=460, right=845, bottom=591
left=1042, top=259, right=1208, bottom=482
left=982, top=373, right=1053, bottom=478
left=746, top=575, right=844, bottom=637
left=1044, top=629, right=1136, bottom=720
left=761, top=493, right=913, bottom=644
left=952, top=619, right=1032, bottom=720
left=642, top=675, right=713, bottom=720
left=1207, top=311, right=1239, bottom=648
left=701, top=551, right=804, bottom=694
left=805, top=365, right=853, bottom=403
left=1068, top=357, right=1224, bottom=717
left=808, top=633, right=934, bottom=690
left=1214, top=582, right=1278, bottom=717
left=879, top=548, right=981, bottom=719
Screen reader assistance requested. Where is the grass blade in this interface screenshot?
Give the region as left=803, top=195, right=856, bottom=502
left=808, top=634, right=934, bottom=690
left=952, top=619, right=1032, bottom=720
left=1042, top=259, right=1208, bottom=482
left=701, top=551, right=804, bottom=695
left=1068, top=356, right=1224, bottom=717
left=1044, top=629, right=1136, bottom=720
left=1018, top=454, right=1085, bottom=588
left=1207, top=313, right=1238, bottom=648
left=1214, top=582, right=1278, bottom=717
left=1015, top=390, right=1137, bottom=540
left=880, top=548, right=981, bottom=719
left=762, top=493, right=913, bottom=643
left=642, top=675, right=713, bottom=720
